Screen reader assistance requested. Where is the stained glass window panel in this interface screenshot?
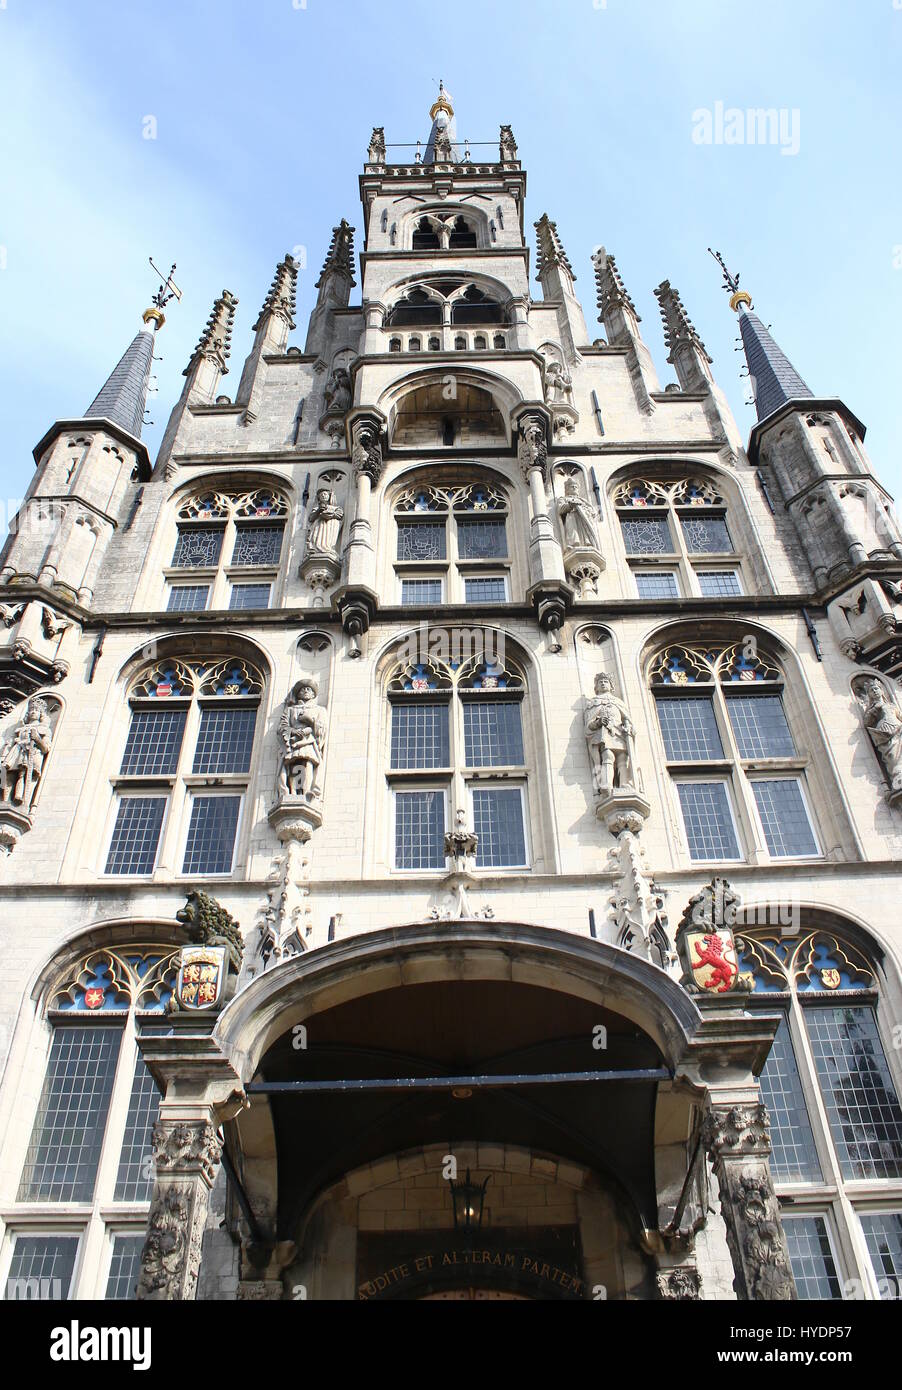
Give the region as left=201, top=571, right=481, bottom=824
left=397, top=523, right=446, bottom=562
left=232, top=525, right=283, bottom=567
left=619, top=516, right=673, bottom=555
left=457, top=520, right=507, bottom=560
left=680, top=515, right=733, bottom=554
left=172, top=528, right=224, bottom=569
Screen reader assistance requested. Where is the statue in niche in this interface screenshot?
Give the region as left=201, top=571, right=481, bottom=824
left=278, top=678, right=327, bottom=802
left=544, top=360, right=573, bottom=406
left=854, top=676, right=902, bottom=799
left=305, top=487, right=344, bottom=560
left=323, top=367, right=352, bottom=417
left=558, top=477, right=600, bottom=551
left=584, top=673, right=636, bottom=797
left=0, top=695, right=53, bottom=808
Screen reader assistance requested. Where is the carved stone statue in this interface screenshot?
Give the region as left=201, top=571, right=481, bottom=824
left=323, top=367, right=352, bottom=417
left=305, top=487, right=344, bottom=560
left=352, top=422, right=383, bottom=485
left=0, top=695, right=53, bottom=808
left=517, top=417, right=547, bottom=480
left=558, top=478, right=600, bottom=551
left=278, top=678, right=327, bottom=801
left=855, top=676, right=902, bottom=800
left=544, top=360, right=573, bottom=406
left=584, top=673, right=635, bottom=797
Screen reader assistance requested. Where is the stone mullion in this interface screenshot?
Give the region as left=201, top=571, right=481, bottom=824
left=703, top=1101, right=797, bottom=1301
left=136, top=1116, right=223, bottom=1302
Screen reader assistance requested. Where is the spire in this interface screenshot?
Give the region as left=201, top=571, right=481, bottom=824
left=424, top=81, right=460, bottom=164
left=535, top=215, right=576, bottom=283
left=253, top=254, right=298, bottom=334
left=83, top=309, right=159, bottom=440
left=185, top=290, right=238, bottom=377
left=593, top=247, right=641, bottom=339
left=654, top=280, right=713, bottom=392
left=709, top=249, right=813, bottom=422
left=316, top=221, right=357, bottom=293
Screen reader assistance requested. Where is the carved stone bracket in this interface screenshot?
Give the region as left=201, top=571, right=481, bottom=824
left=656, top=1265, right=702, bottom=1300
left=605, top=806, right=673, bottom=968
left=703, top=1103, right=796, bottom=1301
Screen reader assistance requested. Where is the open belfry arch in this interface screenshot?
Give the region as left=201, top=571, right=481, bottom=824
left=1, top=87, right=902, bottom=1303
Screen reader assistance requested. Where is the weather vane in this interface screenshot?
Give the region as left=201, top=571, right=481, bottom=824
left=707, top=248, right=741, bottom=297
left=148, top=257, right=182, bottom=311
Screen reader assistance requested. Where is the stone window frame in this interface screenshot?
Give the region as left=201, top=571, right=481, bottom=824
left=161, top=480, right=292, bottom=613
left=0, top=938, right=182, bottom=1301
left=401, top=205, right=490, bottom=253
left=100, top=653, right=266, bottom=884
left=647, top=639, right=823, bottom=868
left=389, top=473, right=513, bottom=606
left=610, top=468, right=761, bottom=599
left=737, top=926, right=902, bottom=1300
left=380, top=638, right=533, bottom=877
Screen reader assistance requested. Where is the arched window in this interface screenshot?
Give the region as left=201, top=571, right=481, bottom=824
left=473, top=335, right=487, bottom=351
left=104, top=654, right=264, bottom=879
left=454, top=335, right=467, bottom=351
left=408, top=336, right=421, bottom=353
left=9, top=944, right=180, bottom=1299
left=613, top=475, right=743, bottom=599
left=394, top=480, right=510, bottom=605
left=493, top=334, right=506, bottom=350
left=412, top=216, right=440, bottom=251
left=738, top=927, right=902, bottom=1299
left=387, top=646, right=528, bottom=871
left=649, top=640, right=820, bottom=864
left=167, top=485, right=289, bottom=612
left=386, top=287, right=442, bottom=328
left=451, top=285, right=505, bottom=326
left=448, top=215, right=477, bottom=249
left=389, top=337, right=402, bottom=353
left=428, top=336, right=441, bottom=352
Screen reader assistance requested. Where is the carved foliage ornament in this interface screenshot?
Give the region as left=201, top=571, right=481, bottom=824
left=152, top=1119, right=223, bottom=1185
left=703, top=1103, right=772, bottom=1160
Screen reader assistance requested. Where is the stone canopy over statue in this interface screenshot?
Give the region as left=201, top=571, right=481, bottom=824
left=278, top=678, right=328, bottom=802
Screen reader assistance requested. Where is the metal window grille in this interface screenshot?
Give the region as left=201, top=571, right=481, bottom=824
left=18, top=1026, right=122, bottom=1202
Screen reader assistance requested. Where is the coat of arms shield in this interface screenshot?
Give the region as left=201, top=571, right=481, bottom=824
left=174, top=946, right=226, bottom=1012
left=685, top=929, right=740, bottom=994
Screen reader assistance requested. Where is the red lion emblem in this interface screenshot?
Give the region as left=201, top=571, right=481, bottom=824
left=692, top=932, right=737, bottom=993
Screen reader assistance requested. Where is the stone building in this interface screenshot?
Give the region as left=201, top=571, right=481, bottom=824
left=1, top=87, right=901, bottom=1302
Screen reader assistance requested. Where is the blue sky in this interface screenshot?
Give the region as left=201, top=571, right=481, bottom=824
left=1, top=0, right=900, bottom=512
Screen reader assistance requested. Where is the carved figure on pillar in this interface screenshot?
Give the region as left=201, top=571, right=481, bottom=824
left=584, top=673, right=636, bottom=797
left=517, top=416, right=548, bottom=483
left=558, top=477, right=600, bottom=552
left=136, top=1119, right=224, bottom=1302
left=278, top=678, right=327, bottom=802
left=543, top=360, right=573, bottom=406
left=703, top=1103, right=796, bottom=1301
left=352, top=420, right=384, bottom=486
left=305, top=488, right=344, bottom=561
left=853, top=675, right=902, bottom=805
left=323, top=367, right=352, bottom=417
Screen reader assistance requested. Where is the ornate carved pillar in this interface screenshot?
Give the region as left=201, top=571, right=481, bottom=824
left=512, top=404, right=571, bottom=634
left=336, top=409, right=385, bottom=641
left=136, top=1116, right=223, bottom=1302
left=703, top=1102, right=797, bottom=1301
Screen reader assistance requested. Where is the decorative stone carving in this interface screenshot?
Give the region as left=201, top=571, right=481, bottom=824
left=499, top=124, right=518, bottom=163
left=429, top=809, right=494, bottom=922
left=656, top=1266, right=702, bottom=1300
left=853, top=674, right=902, bottom=806
left=607, top=825, right=671, bottom=966
left=558, top=477, right=600, bottom=552
left=277, top=678, right=327, bottom=803
left=176, top=890, right=244, bottom=972
left=675, top=878, right=750, bottom=996
left=517, top=415, right=548, bottom=483
left=703, top=1103, right=796, bottom=1302
left=304, top=487, right=344, bottom=561
left=137, top=1119, right=224, bottom=1302
left=322, top=366, right=351, bottom=417
left=543, top=360, right=573, bottom=407
left=351, top=420, right=384, bottom=486
left=368, top=126, right=386, bottom=165
left=259, top=836, right=311, bottom=966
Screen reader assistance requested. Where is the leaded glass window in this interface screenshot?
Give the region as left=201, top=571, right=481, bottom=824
left=758, top=1017, right=823, bottom=1182
left=105, top=1236, right=145, bottom=1301
left=465, top=577, right=507, bottom=603
left=620, top=516, right=673, bottom=555
left=106, top=797, right=166, bottom=875
left=472, top=787, right=527, bottom=867
left=727, top=695, right=796, bottom=759
left=614, top=473, right=744, bottom=595
left=192, top=707, right=257, bottom=775
left=18, top=1026, right=121, bottom=1202
left=457, top=519, right=507, bottom=560
left=182, top=795, right=242, bottom=875
left=394, top=790, right=445, bottom=869
left=860, top=1214, right=902, bottom=1298
left=782, top=1217, right=842, bottom=1300
left=394, top=478, right=511, bottom=602
left=232, top=524, right=283, bottom=568
left=635, top=572, right=679, bottom=599
left=676, top=782, right=740, bottom=861
left=114, top=1063, right=160, bottom=1202
left=5, top=1237, right=79, bottom=1301
left=402, top=579, right=443, bottom=606
left=229, top=583, right=271, bottom=610
left=398, top=523, right=446, bottom=562
left=120, top=711, right=186, bottom=777
left=391, top=704, right=450, bottom=770
left=681, top=515, right=733, bottom=554
left=656, top=697, right=723, bottom=761
left=464, top=701, right=524, bottom=767
left=806, top=1007, right=902, bottom=1180
left=697, top=570, right=742, bottom=597
left=168, top=585, right=209, bottom=612
left=752, top=779, right=818, bottom=858
left=172, top=528, right=224, bottom=569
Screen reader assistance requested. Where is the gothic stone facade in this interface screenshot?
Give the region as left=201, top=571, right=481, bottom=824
left=1, top=93, right=901, bottom=1303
